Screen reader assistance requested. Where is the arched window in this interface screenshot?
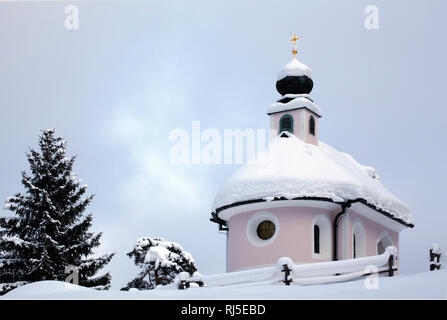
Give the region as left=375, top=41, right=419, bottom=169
left=279, top=114, right=293, bottom=133
left=312, top=215, right=332, bottom=260
left=377, top=240, right=384, bottom=255
left=309, top=115, right=315, bottom=136
left=377, top=232, right=393, bottom=255
left=352, top=220, right=367, bottom=258
left=314, top=225, right=320, bottom=254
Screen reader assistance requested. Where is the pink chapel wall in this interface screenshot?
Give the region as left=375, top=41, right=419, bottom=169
left=344, top=210, right=400, bottom=259
left=226, top=204, right=400, bottom=272
left=269, top=108, right=319, bottom=146
left=227, top=205, right=338, bottom=272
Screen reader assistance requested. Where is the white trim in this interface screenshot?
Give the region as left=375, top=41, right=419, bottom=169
left=218, top=199, right=339, bottom=221
left=344, top=209, right=349, bottom=260
left=226, top=229, right=229, bottom=273
left=299, top=109, right=305, bottom=140
left=279, top=93, right=314, bottom=102
left=267, top=97, right=322, bottom=117
left=350, top=202, right=407, bottom=232
left=246, top=211, right=280, bottom=247
left=311, top=214, right=332, bottom=261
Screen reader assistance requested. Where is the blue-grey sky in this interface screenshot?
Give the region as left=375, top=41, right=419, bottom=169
left=0, top=0, right=446, bottom=288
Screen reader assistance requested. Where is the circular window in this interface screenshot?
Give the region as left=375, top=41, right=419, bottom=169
left=256, top=220, right=276, bottom=240
left=246, top=211, right=279, bottom=247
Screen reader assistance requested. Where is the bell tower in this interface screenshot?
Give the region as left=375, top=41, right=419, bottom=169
left=267, top=34, right=322, bottom=146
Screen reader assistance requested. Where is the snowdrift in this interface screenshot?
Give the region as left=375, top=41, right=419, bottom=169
left=2, top=270, right=446, bottom=300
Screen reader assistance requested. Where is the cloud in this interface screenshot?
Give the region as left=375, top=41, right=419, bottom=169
left=126, top=150, right=206, bottom=212
left=101, top=89, right=212, bottom=217
left=104, top=110, right=145, bottom=143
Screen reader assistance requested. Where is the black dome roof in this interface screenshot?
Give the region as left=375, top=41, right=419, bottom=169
left=276, top=76, right=313, bottom=95
left=276, top=57, right=313, bottom=96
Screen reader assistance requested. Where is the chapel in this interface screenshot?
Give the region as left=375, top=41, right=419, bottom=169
left=210, top=35, right=414, bottom=272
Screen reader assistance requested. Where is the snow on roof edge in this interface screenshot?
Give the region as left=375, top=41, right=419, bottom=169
left=267, top=97, right=322, bottom=117
left=212, top=196, right=413, bottom=228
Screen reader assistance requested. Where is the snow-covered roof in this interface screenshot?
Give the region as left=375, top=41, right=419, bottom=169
left=277, top=57, right=312, bottom=81
left=267, top=95, right=322, bottom=117
left=212, top=134, right=413, bottom=225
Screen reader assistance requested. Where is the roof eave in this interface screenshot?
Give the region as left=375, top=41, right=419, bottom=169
left=210, top=197, right=414, bottom=229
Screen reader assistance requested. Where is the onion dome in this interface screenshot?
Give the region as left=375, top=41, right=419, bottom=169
left=276, top=34, right=313, bottom=96
left=276, top=58, right=313, bottom=95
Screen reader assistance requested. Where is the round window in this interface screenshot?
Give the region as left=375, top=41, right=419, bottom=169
left=256, top=220, right=276, bottom=240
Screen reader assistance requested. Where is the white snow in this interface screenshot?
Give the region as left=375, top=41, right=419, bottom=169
left=2, top=270, right=446, bottom=299
left=2, top=281, right=90, bottom=298
left=277, top=57, right=312, bottom=80
left=267, top=96, right=322, bottom=117
left=431, top=243, right=441, bottom=254
left=145, top=246, right=179, bottom=269
left=212, top=134, right=413, bottom=225
left=134, top=237, right=196, bottom=269
left=182, top=247, right=396, bottom=288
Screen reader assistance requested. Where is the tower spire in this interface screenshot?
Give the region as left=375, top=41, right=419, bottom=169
left=290, top=33, right=299, bottom=57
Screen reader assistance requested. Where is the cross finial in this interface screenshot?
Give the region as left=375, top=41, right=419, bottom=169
left=290, top=33, right=299, bottom=57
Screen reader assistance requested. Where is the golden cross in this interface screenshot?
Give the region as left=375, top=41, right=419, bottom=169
left=290, top=34, right=299, bottom=57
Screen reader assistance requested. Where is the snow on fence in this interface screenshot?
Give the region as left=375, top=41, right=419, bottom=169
left=429, top=243, right=442, bottom=271
left=176, top=246, right=398, bottom=289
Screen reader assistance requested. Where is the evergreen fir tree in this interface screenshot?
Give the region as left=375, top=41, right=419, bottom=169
left=121, top=237, right=197, bottom=291
left=0, top=129, right=114, bottom=295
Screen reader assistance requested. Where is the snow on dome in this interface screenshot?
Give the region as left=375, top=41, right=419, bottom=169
left=277, top=57, right=312, bottom=81
left=212, top=134, right=413, bottom=225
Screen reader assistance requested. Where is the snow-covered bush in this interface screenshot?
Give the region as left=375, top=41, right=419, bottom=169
left=121, top=237, right=197, bottom=291
left=0, top=129, right=114, bottom=295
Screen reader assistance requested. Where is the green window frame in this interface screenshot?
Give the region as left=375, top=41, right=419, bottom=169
left=279, top=114, right=294, bottom=133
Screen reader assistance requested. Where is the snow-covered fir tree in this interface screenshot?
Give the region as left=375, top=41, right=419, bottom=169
left=0, top=129, right=114, bottom=295
left=121, top=237, right=197, bottom=290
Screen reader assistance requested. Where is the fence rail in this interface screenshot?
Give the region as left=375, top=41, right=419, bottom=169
left=176, top=246, right=398, bottom=290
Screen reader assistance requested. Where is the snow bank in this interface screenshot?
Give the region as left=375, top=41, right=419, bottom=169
left=431, top=243, right=441, bottom=254
left=212, top=134, right=413, bottom=225
left=4, top=280, right=91, bottom=298
left=3, top=270, right=447, bottom=299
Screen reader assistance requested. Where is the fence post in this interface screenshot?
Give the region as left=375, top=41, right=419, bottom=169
left=177, top=272, right=191, bottom=290
left=178, top=279, right=190, bottom=290
left=429, top=247, right=441, bottom=271
left=388, top=255, right=395, bottom=277
left=282, top=264, right=292, bottom=286
left=430, top=249, right=435, bottom=271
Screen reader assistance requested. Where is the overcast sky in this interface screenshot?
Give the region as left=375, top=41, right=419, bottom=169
left=0, top=0, right=446, bottom=288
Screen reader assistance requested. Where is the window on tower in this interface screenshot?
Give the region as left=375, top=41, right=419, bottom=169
left=279, top=114, right=293, bottom=133
left=309, top=115, right=315, bottom=136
